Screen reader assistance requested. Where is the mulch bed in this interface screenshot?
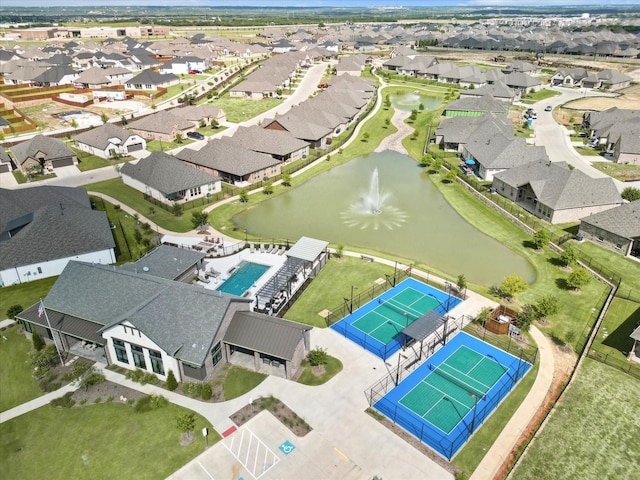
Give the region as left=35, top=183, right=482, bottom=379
left=71, top=380, right=144, bottom=406
left=230, top=396, right=312, bottom=437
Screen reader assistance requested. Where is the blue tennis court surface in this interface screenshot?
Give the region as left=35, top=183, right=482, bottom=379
left=331, top=277, right=462, bottom=359
left=373, top=332, right=532, bottom=460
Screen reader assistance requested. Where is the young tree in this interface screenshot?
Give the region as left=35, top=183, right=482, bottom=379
left=171, top=202, right=184, bottom=217
left=532, top=230, right=550, bottom=250
left=498, top=274, right=528, bottom=301
left=384, top=118, right=390, bottom=129
left=166, top=370, right=178, bottom=391
left=431, top=157, right=443, bottom=174
left=133, top=229, right=143, bottom=245
left=566, top=267, right=590, bottom=291
left=281, top=173, right=292, bottom=187
left=191, top=211, right=209, bottom=230
left=175, top=133, right=183, bottom=144
left=362, top=132, right=370, bottom=143
left=6, top=304, right=23, bottom=319
left=475, top=306, right=492, bottom=327
left=515, top=304, right=537, bottom=333
left=176, top=412, right=196, bottom=444
left=535, top=295, right=560, bottom=319
left=239, top=189, right=249, bottom=203
left=263, top=181, right=274, bottom=195
left=32, top=331, right=44, bottom=351
left=100, top=113, right=109, bottom=124
left=456, top=274, right=467, bottom=297
left=308, top=346, right=328, bottom=366
left=334, top=243, right=344, bottom=259
left=559, top=245, right=577, bottom=267
left=444, top=169, right=458, bottom=183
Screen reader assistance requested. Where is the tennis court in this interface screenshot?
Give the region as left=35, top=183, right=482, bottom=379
left=373, top=332, right=533, bottom=460
left=331, top=278, right=461, bottom=359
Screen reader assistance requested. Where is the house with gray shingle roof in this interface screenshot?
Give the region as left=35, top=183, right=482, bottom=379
left=436, top=113, right=514, bottom=152
left=503, top=72, right=542, bottom=96
left=176, top=137, right=281, bottom=186
left=11, top=134, right=77, bottom=173
left=73, top=123, right=146, bottom=159
left=263, top=113, right=332, bottom=150
left=17, top=259, right=312, bottom=381
left=443, top=94, right=509, bottom=117
left=551, top=67, right=589, bottom=87
left=492, top=160, right=624, bottom=224
left=32, top=65, right=79, bottom=87
left=0, top=187, right=115, bottom=285
left=128, top=109, right=196, bottom=142
left=459, top=81, right=515, bottom=104
left=124, top=68, right=178, bottom=91
left=172, top=105, right=226, bottom=127
left=0, top=149, right=12, bottom=173
left=578, top=201, right=640, bottom=258
left=120, top=151, right=221, bottom=204
left=231, top=125, right=310, bottom=162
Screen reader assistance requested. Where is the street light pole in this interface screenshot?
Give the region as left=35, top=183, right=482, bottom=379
left=350, top=285, right=358, bottom=314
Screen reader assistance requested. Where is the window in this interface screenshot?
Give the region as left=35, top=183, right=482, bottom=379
left=616, top=238, right=624, bottom=249
left=211, top=342, right=222, bottom=367
left=190, top=186, right=201, bottom=197
left=22, top=320, right=33, bottom=333
left=113, top=339, right=129, bottom=364
left=37, top=267, right=42, bottom=274
left=131, top=344, right=147, bottom=369
left=253, top=171, right=260, bottom=180
left=271, top=166, right=277, bottom=174
left=149, top=349, right=165, bottom=375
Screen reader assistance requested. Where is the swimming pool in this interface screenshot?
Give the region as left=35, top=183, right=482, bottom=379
left=217, top=261, right=270, bottom=297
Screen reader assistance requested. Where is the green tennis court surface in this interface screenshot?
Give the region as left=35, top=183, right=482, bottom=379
left=351, top=287, right=441, bottom=344
left=399, top=346, right=507, bottom=434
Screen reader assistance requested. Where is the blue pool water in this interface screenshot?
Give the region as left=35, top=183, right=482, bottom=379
left=217, top=261, right=270, bottom=296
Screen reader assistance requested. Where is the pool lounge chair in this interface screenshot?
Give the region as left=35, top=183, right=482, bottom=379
left=250, top=243, right=255, bottom=253
left=260, top=243, right=265, bottom=253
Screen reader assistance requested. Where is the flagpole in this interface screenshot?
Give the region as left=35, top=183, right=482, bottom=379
left=40, top=299, right=64, bottom=367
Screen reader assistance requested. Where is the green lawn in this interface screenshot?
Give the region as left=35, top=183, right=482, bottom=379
left=574, top=146, right=603, bottom=157
left=284, top=257, right=396, bottom=328
left=297, top=356, right=343, bottom=386
left=453, top=359, right=539, bottom=478
left=513, top=358, right=640, bottom=480
left=0, top=402, right=216, bottom=480
left=223, top=366, right=267, bottom=400
left=146, top=138, right=195, bottom=152
left=520, top=89, right=562, bottom=104
left=591, top=297, right=640, bottom=364
left=0, top=277, right=57, bottom=319
left=0, top=324, right=42, bottom=412
left=591, top=161, right=640, bottom=182
left=429, top=179, right=609, bottom=346
left=85, top=178, right=216, bottom=233
left=207, top=95, right=283, bottom=123
left=73, top=148, right=134, bottom=172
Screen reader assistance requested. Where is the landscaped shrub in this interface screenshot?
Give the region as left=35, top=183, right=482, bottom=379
left=80, top=369, right=106, bottom=391
left=62, top=359, right=92, bottom=382
left=134, top=394, right=168, bottom=413
left=6, top=304, right=23, bottom=320
left=166, top=370, right=178, bottom=391
left=201, top=383, right=212, bottom=400
left=32, top=331, right=44, bottom=351
left=125, top=368, right=159, bottom=385
left=182, top=382, right=203, bottom=398
left=308, top=347, right=328, bottom=366
left=29, top=344, right=59, bottom=377
left=50, top=391, right=75, bottom=408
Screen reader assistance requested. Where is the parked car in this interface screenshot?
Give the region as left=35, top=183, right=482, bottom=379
left=545, top=105, right=553, bottom=111
left=187, top=131, right=205, bottom=140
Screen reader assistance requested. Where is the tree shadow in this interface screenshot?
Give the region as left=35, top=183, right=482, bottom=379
left=522, top=239, right=537, bottom=250
left=547, top=256, right=565, bottom=267
left=603, top=304, right=640, bottom=355
left=555, top=277, right=571, bottom=290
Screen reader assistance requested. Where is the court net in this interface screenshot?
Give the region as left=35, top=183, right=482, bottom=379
left=378, top=297, right=423, bottom=322
left=429, top=364, right=486, bottom=400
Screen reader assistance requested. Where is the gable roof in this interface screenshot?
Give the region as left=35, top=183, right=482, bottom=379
left=224, top=311, right=311, bottom=361
left=580, top=200, right=640, bottom=239
left=44, top=261, right=250, bottom=366
left=445, top=94, right=509, bottom=115
left=10, top=134, right=75, bottom=165
left=119, top=244, right=205, bottom=280
left=73, top=123, right=138, bottom=149
left=125, top=68, right=177, bottom=86
left=128, top=110, right=194, bottom=135
left=120, top=151, right=219, bottom=195
left=231, top=125, right=310, bottom=156
left=0, top=187, right=114, bottom=270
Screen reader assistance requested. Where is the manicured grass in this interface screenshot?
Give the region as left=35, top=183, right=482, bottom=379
left=592, top=161, right=640, bottom=182
left=73, top=148, right=134, bottom=172
left=11, top=170, right=26, bottom=183
left=0, top=402, right=217, bottom=480
left=591, top=297, right=640, bottom=364
left=284, top=257, right=396, bottom=328
left=0, top=277, right=57, bottom=319
left=574, top=146, right=603, bottom=156
left=0, top=325, right=42, bottom=412
left=146, top=138, right=195, bottom=152
left=453, top=359, right=539, bottom=478
left=513, top=358, right=640, bottom=480
left=297, top=356, right=343, bottom=386
left=520, top=89, right=561, bottom=103
left=223, top=366, right=267, bottom=400
left=429, top=178, right=609, bottom=346
left=207, top=95, right=283, bottom=123
left=85, top=178, right=217, bottom=233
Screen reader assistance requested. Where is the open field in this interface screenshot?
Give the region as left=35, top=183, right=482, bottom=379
left=563, top=83, right=640, bottom=111
left=0, top=324, right=42, bottom=412
left=513, top=358, right=640, bottom=480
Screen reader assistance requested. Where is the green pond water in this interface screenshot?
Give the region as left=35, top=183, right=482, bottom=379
left=233, top=151, right=535, bottom=286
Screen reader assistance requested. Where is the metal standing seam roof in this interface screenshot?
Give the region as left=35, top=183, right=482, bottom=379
left=118, top=244, right=205, bottom=280
left=18, top=303, right=106, bottom=345
left=402, top=311, right=447, bottom=342
left=286, top=236, right=329, bottom=263
left=224, top=310, right=312, bottom=361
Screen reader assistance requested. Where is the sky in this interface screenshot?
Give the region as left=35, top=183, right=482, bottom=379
left=0, top=1, right=637, bottom=8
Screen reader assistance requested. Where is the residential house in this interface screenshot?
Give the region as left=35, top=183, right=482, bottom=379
left=231, top=125, right=310, bottom=163
left=17, top=260, right=312, bottom=381
left=128, top=110, right=196, bottom=143
left=120, top=151, right=221, bottom=204
left=458, top=81, right=516, bottom=104
left=11, top=134, right=78, bottom=173
left=0, top=186, right=115, bottom=285
left=0, top=150, right=12, bottom=173
left=550, top=68, right=589, bottom=87
left=503, top=72, right=542, bottom=96
left=442, top=94, right=509, bottom=117
left=491, top=160, right=624, bottom=224
left=381, top=54, right=438, bottom=78
left=32, top=65, right=79, bottom=87
left=172, top=105, right=226, bottom=127
left=263, top=113, right=333, bottom=150
left=502, top=61, right=540, bottom=75
left=158, top=55, right=207, bottom=75
left=124, top=69, right=178, bottom=91
left=578, top=201, right=640, bottom=258
left=176, top=137, right=281, bottom=186
left=73, top=123, right=146, bottom=159
left=335, top=54, right=366, bottom=76
left=435, top=113, right=514, bottom=152
left=581, top=70, right=632, bottom=91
